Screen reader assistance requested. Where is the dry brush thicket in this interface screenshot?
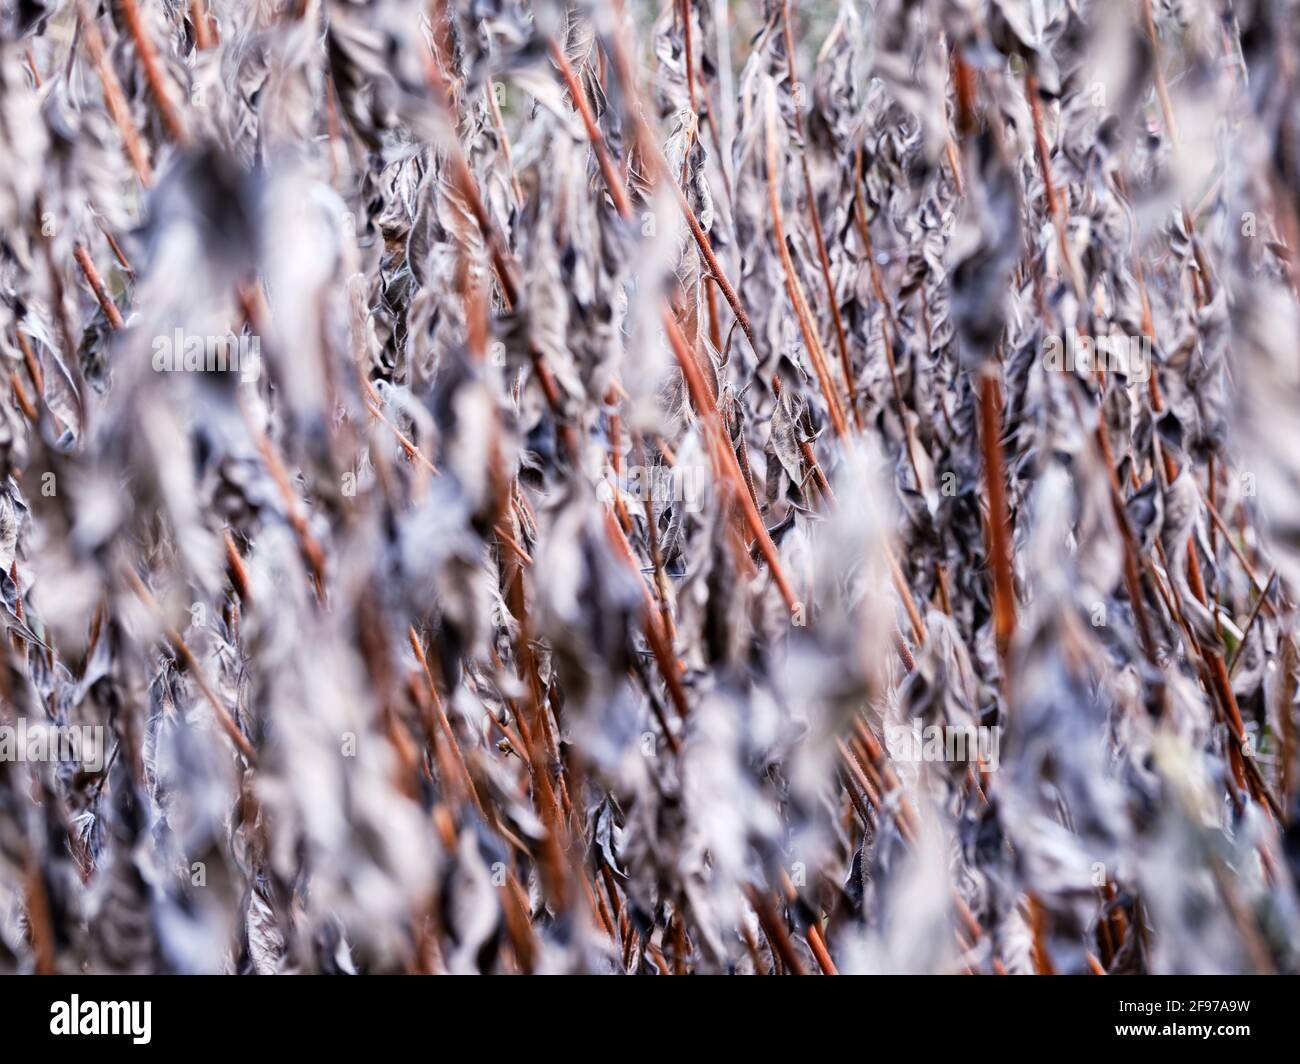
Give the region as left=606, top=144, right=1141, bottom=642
left=0, top=0, right=1298, bottom=975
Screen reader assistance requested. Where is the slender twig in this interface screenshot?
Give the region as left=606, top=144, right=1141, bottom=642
left=119, top=0, right=189, bottom=145
left=978, top=371, right=1016, bottom=658
left=779, top=1, right=862, bottom=431
left=763, top=80, right=849, bottom=441
left=126, top=569, right=257, bottom=764
left=73, top=244, right=124, bottom=330
left=78, top=2, right=153, bottom=186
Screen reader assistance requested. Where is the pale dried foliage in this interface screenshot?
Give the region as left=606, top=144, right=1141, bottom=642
left=0, top=0, right=1298, bottom=974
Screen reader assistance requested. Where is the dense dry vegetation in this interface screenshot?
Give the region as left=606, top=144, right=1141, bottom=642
left=1, top=0, right=1299, bottom=974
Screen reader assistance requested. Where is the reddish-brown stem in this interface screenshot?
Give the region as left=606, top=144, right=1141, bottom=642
left=662, top=309, right=799, bottom=613
left=10, top=374, right=37, bottom=422
left=190, top=0, right=213, bottom=50
left=78, top=3, right=153, bottom=186
left=780, top=0, right=862, bottom=431
left=119, top=0, right=189, bottom=145
left=73, top=244, right=125, bottom=330
left=763, top=84, right=849, bottom=440
left=569, top=39, right=759, bottom=360
left=549, top=41, right=634, bottom=219
left=409, top=628, right=488, bottom=820
left=223, top=530, right=253, bottom=606
left=543, top=41, right=800, bottom=611
left=743, top=886, right=807, bottom=975
left=603, top=509, right=691, bottom=726
left=24, top=859, right=57, bottom=975
left=978, top=371, right=1016, bottom=658
left=1024, top=69, right=1082, bottom=299
left=126, top=570, right=257, bottom=764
